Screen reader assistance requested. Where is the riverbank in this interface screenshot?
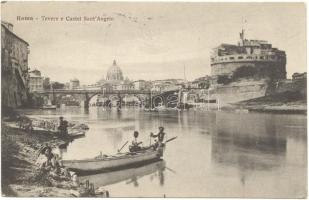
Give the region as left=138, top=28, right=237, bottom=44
left=2, top=121, right=74, bottom=197
left=1, top=119, right=108, bottom=197
left=227, top=91, right=307, bottom=114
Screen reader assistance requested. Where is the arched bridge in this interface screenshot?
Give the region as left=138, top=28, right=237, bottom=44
left=36, top=88, right=195, bottom=109
left=37, top=89, right=160, bottom=108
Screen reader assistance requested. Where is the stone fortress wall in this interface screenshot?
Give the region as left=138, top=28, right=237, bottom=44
left=209, top=79, right=269, bottom=105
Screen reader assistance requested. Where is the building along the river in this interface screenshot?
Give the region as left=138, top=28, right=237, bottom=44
left=69, top=78, right=80, bottom=89
left=1, top=21, right=30, bottom=109
left=208, top=30, right=288, bottom=105
left=132, top=80, right=147, bottom=90
left=29, top=69, right=43, bottom=92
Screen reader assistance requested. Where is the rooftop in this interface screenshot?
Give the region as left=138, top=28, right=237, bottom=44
left=1, top=21, right=29, bottom=46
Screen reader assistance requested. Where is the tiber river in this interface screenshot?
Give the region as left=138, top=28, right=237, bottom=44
left=22, top=107, right=307, bottom=198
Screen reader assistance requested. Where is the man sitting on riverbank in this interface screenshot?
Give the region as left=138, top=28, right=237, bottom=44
left=36, top=146, right=69, bottom=179
left=37, top=146, right=60, bottom=174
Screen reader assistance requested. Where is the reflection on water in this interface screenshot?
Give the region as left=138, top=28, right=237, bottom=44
left=212, top=112, right=287, bottom=171
left=22, top=107, right=307, bottom=198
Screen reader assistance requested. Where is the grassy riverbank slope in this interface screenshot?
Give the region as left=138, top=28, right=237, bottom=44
left=230, top=91, right=306, bottom=114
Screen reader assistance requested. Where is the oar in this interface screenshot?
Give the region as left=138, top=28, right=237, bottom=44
left=165, top=166, right=177, bottom=174
left=164, top=136, right=177, bottom=144
left=118, top=141, right=129, bottom=152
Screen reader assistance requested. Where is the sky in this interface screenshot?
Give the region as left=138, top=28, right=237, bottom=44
left=1, top=2, right=306, bottom=85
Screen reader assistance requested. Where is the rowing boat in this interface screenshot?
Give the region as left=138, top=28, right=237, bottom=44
left=40, top=105, right=57, bottom=110
left=5, top=122, right=86, bottom=139
left=61, top=146, right=165, bottom=174
left=78, top=160, right=166, bottom=186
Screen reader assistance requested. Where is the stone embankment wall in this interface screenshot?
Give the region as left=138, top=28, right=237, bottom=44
left=273, top=79, right=306, bottom=97
left=210, top=79, right=269, bottom=106
left=209, top=77, right=306, bottom=106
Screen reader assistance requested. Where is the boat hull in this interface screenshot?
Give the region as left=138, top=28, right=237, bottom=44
left=79, top=160, right=166, bottom=185
left=4, top=122, right=85, bottom=140
left=40, top=105, right=57, bottom=110
left=62, top=148, right=163, bottom=174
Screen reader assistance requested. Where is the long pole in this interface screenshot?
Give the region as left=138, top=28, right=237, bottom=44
left=164, top=136, right=177, bottom=144
left=51, top=84, right=55, bottom=105
left=183, top=64, right=186, bottom=81
left=118, top=141, right=128, bottom=152
left=150, top=90, right=152, bottom=109
left=207, top=89, right=210, bottom=111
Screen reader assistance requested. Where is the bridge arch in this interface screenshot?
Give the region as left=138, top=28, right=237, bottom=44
left=121, top=94, right=137, bottom=107
left=85, top=92, right=122, bottom=108
left=152, top=95, right=164, bottom=108
left=36, top=89, right=153, bottom=109
left=150, top=90, right=180, bottom=108
left=166, top=93, right=179, bottom=108
left=108, top=95, right=122, bottom=107
left=85, top=92, right=102, bottom=107
left=70, top=92, right=99, bottom=108
left=134, top=94, right=147, bottom=107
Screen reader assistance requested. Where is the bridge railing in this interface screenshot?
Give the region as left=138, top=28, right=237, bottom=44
left=36, top=89, right=156, bottom=95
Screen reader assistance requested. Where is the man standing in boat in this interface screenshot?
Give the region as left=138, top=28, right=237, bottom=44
left=58, top=116, right=68, bottom=137
left=150, top=126, right=166, bottom=149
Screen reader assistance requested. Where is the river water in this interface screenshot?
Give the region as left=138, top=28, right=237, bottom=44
left=22, top=107, right=307, bottom=198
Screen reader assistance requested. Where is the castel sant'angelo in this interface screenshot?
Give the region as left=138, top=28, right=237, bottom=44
left=210, top=29, right=286, bottom=80
left=208, top=30, right=290, bottom=105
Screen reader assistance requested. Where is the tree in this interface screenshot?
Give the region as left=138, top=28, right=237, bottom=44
left=198, top=81, right=210, bottom=89
left=232, top=66, right=257, bottom=80
left=217, top=75, right=231, bottom=85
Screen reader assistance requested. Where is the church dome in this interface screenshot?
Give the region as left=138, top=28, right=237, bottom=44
left=106, top=60, right=124, bottom=81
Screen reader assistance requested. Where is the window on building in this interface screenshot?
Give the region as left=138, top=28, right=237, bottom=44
left=260, top=56, right=264, bottom=59
left=238, top=56, right=243, bottom=59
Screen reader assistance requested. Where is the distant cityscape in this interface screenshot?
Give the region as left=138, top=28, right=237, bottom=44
left=27, top=58, right=211, bottom=107
left=2, top=20, right=306, bottom=110
left=1, top=3, right=307, bottom=198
